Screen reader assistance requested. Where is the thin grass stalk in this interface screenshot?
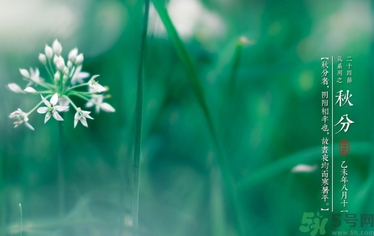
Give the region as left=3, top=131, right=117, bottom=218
left=151, top=2, right=245, bottom=235
left=370, top=33, right=374, bottom=201
left=132, top=0, right=150, bottom=233
left=229, top=39, right=244, bottom=97
left=18, top=203, right=22, bottom=236
left=0, top=153, right=4, bottom=236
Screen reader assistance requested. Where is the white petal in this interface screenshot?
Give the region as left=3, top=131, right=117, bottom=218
left=90, top=75, right=100, bottom=81
left=9, top=108, right=23, bottom=118
left=40, top=95, right=50, bottom=107
left=77, top=72, right=90, bottom=80
left=25, top=122, right=35, bottom=131
left=50, top=93, right=59, bottom=106
left=37, top=107, right=48, bottom=114
left=7, top=83, right=24, bottom=93
left=24, top=87, right=37, bottom=93
left=74, top=118, right=78, bottom=128
left=101, top=103, right=115, bottom=112
left=80, top=117, right=88, bottom=127
left=90, top=82, right=107, bottom=93
left=82, top=110, right=94, bottom=120
left=74, top=111, right=80, bottom=120
left=55, top=105, right=69, bottom=112
left=53, top=111, right=64, bottom=121
left=44, top=112, right=51, bottom=123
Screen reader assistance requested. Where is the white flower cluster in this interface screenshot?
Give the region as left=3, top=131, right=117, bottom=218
left=7, top=39, right=115, bottom=130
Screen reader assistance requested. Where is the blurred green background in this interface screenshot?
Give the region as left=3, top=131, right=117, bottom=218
left=1, top=0, right=374, bottom=235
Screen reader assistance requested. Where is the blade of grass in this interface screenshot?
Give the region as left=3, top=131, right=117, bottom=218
left=132, top=0, right=150, bottom=234
left=229, top=38, right=246, bottom=97
left=151, top=1, right=245, bottom=235
left=210, top=168, right=225, bottom=236
left=18, top=203, right=22, bottom=236
left=0, top=152, right=4, bottom=236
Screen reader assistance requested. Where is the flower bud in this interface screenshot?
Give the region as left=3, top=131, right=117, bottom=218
left=19, top=69, right=30, bottom=78
left=76, top=54, right=84, bottom=64
left=68, top=48, right=78, bottom=63
left=7, top=83, right=24, bottom=93
left=39, top=53, right=47, bottom=64
left=52, top=39, right=62, bottom=56
left=24, top=87, right=37, bottom=93
left=54, top=72, right=60, bottom=81
left=55, top=57, right=65, bottom=72
left=67, top=60, right=73, bottom=69
left=45, top=45, right=53, bottom=59
left=56, top=62, right=65, bottom=72
left=63, top=67, right=69, bottom=76
left=101, top=103, right=115, bottom=112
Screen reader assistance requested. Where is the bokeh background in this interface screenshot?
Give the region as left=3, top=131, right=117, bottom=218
left=0, top=0, right=374, bottom=235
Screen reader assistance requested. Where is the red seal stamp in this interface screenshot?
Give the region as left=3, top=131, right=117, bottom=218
left=339, top=139, right=350, bottom=156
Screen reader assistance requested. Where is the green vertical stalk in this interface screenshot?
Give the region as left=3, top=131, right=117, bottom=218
left=58, top=116, right=65, bottom=218
left=18, top=203, right=22, bottom=236
left=152, top=1, right=246, bottom=235
left=132, top=0, right=150, bottom=233
left=229, top=39, right=244, bottom=97
left=0, top=153, right=4, bottom=236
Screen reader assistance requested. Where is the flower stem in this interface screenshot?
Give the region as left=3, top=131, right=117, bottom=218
left=58, top=115, right=65, bottom=218
left=132, top=0, right=150, bottom=233
left=44, top=62, right=54, bottom=82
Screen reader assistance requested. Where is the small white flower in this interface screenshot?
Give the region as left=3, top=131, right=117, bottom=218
left=68, top=48, right=78, bottom=63
left=86, top=94, right=115, bottom=113
left=9, top=108, right=34, bottom=130
left=52, top=39, right=62, bottom=56
left=88, top=75, right=107, bottom=93
left=7, top=83, right=25, bottom=93
left=26, top=68, right=44, bottom=87
left=37, top=93, right=69, bottom=123
left=19, top=69, right=30, bottom=78
left=39, top=53, right=47, bottom=64
left=24, top=87, right=37, bottom=93
left=74, top=107, right=94, bottom=128
left=45, top=45, right=53, bottom=59
left=75, top=53, right=84, bottom=64
left=71, top=65, right=89, bottom=85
